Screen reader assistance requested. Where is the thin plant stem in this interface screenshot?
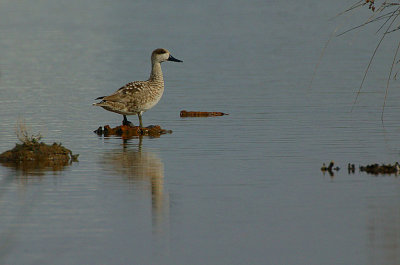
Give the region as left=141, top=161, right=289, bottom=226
left=381, top=40, right=400, bottom=121
left=309, top=25, right=340, bottom=90
left=351, top=10, right=400, bottom=112
left=332, top=1, right=364, bottom=20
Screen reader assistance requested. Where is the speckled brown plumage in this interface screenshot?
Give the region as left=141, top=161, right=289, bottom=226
left=93, top=48, right=182, bottom=127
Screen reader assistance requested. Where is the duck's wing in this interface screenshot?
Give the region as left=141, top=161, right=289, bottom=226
left=100, top=81, right=147, bottom=102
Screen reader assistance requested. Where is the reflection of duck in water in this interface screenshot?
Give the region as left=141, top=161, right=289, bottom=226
left=101, top=137, right=168, bottom=231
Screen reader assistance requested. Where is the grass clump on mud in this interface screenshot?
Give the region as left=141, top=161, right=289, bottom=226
left=0, top=141, right=78, bottom=164
left=0, top=120, right=78, bottom=172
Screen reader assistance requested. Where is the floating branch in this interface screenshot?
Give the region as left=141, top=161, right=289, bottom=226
left=180, top=110, right=229, bottom=117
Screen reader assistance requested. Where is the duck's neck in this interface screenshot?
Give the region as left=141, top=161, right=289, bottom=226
left=149, top=62, right=164, bottom=82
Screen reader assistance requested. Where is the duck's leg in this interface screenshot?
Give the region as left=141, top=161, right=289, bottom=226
left=138, top=112, right=143, bottom=128
left=122, top=115, right=134, bottom=126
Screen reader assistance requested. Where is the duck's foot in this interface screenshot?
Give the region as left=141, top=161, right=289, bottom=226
left=122, top=115, right=134, bottom=127
left=122, top=120, right=134, bottom=127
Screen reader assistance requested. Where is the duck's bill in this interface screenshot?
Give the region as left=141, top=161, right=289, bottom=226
left=168, top=55, right=183, bottom=62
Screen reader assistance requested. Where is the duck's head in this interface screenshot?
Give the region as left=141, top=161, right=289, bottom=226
left=151, top=48, right=183, bottom=64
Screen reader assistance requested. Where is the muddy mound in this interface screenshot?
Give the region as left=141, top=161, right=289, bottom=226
left=0, top=141, right=78, bottom=172
left=94, top=125, right=172, bottom=138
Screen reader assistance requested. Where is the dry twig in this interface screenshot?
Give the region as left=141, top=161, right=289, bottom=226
left=332, top=1, right=400, bottom=119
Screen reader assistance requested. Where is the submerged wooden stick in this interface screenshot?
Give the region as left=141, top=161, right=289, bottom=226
left=180, top=110, right=228, bottom=117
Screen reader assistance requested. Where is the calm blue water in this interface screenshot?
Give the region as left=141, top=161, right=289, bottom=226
left=1, top=0, right=400, bottom=264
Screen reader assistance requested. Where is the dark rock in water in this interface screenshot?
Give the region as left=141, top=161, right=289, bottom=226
left=321, top=161, right=340, bottom=177
left=94, top=124, right=172, bottom=138
left=321, top=162, right=400, bottom=176
left=0, top=141, right=78, bottom=173
left=359, top=162, right=400, bottom=175
left=347, top=163, right=355, bottom=174
left=321, top=161, right=340, bottom=172
left=94, top=126, right=103, bottom=135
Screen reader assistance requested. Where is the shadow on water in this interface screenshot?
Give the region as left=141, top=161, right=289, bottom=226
left=367, top=192, right=400, bottom=265
left=0, top=144, right=73, bottom=260
left=0, top=171, right=45, bottom=262
left=0, top=160, right=70, bottom=177
left=100, top=136, right=170, bottom=236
